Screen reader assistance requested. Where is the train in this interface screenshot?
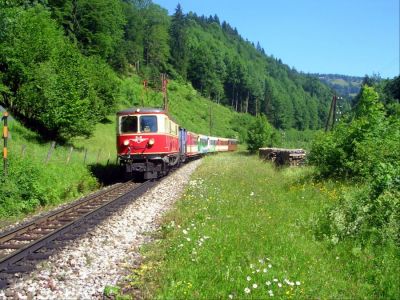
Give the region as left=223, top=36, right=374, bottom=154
left=116, top=107, right=238, bottom=179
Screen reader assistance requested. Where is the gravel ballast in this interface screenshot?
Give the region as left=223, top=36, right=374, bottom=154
left=0, top=159, right=202, bottom=299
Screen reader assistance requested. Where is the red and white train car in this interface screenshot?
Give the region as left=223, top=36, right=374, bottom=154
left=117, top=108, right=181, bottom=179
left=117, top=107, right=238, bottom=179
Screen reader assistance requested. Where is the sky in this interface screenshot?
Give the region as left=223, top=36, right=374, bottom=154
left=153, top=0, right=399, bottom=78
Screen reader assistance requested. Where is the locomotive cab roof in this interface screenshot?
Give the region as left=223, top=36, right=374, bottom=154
left=117, top=107, right=166, bottom=115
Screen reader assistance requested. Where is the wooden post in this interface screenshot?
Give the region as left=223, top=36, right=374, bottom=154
left=66, top=146, right=73, bottom=164
left=83, top=148, right=88, bottom=164
left=45, top=141, right=56, bottom=164
left=21, top=144, right=26, bottom=158
left=2, top=112, right=9, bottom=176
left=106, top=151, right=111, bottom=166
left=96, top=149, right=101, bottom=164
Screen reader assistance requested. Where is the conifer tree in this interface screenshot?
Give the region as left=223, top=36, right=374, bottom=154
left=169, top=3, right=188, bottom=79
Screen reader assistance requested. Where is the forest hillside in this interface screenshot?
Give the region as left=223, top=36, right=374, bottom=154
left=0, top=0, right=335, bottom=142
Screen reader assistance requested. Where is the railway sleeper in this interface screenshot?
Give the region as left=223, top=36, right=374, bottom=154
left=0, top=244, right=24, bottom=250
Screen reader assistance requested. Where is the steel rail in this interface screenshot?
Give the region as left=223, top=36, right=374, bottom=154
left=0, top=180, right=155, bottom=287
left=0, top=183, right=124, bottom=244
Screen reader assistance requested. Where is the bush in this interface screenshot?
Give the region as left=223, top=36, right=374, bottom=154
left=246, top=115, right=273, bottom=152
left=309, top=86, right=400, bottom=247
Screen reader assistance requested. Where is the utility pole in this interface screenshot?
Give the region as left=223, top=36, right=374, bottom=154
left=161, top=73, right=168, bottom=112
left=325, top=94, right=337, bottom=132
left=141, top=80, right=148, bottom=107
left=325, top=94, right=344, bottom=131
left=209, top=103, right=212, bottom=136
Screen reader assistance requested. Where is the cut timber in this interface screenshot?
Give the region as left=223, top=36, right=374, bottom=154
left=259, top=148, right=306, bottom=166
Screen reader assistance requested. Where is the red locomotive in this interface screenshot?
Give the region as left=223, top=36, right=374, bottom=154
left=116, top=107, right=237, bottom=179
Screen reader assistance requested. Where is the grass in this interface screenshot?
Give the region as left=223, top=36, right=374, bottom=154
left=121, top=152, right=399, bottom=299
left=0, top=74, right=249, bottom=224
left=0, top=119, right=99, bottom=224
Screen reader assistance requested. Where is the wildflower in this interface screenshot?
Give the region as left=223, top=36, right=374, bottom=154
left=186, top=238, right=191, bottom=241
left=252, top=283, right=258, bottom=289
left=244, top=287, right=251, bottom=294
left=178, top=244, right=184, bottom=248
left=250, top=264, right=254, bottom=269
left=183, top=230, right=188, bottom=235
left=268, top=290, right=274, bottom=297
left=263, top=268, right=268, bottom=273
left=268, top=264, right=272, bottom=268
left=228, top=295, right=233, bottom=299
left=265, top=281, right=271, bottom=286
left=296, top=281, right=301, bottom=286
left=250, top=192, right=254, bottom=196
left=278, top=283, right=282, bottom=288
left=246, top=276, right=251, bottom=281
left=256, top=269, right=260, bottom=273
left=258, top=259, right=265, bottom=264
left=273, top=278, right=278, bottom=282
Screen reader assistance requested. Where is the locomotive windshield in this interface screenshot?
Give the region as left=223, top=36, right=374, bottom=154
left=140, top=116, right=158, bottom=133
left=120, top=115, right=138, bottom=133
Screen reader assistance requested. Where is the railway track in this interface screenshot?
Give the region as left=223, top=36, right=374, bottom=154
left=0, top=180, right=156, bottom=289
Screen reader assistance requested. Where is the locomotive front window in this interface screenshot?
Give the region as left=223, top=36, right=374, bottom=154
left=140, top=116, right=158, bottom=133
left=120, top=116, right=138, bottom=133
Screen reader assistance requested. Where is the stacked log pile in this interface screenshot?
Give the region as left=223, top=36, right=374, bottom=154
left=259, top=148, right=306, bottom=166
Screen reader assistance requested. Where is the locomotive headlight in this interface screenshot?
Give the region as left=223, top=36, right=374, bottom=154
left=123, top=140, right=130, bottom=146
left=148, top=138, right=155, bottom=146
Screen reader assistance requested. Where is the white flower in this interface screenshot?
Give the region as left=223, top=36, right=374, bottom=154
left=268, top=290, right=274, bottom=297
left=186, top=237, right=191, bottom=241
left=256, top=269, right=260, bottom=273
left=263, top=268, right=268, bottom=273
left=250, top=264, right=254, bottom=269
left=278, top=283, right=282, bottom=288
left=228, top=295, right=233, bottom=299
left=252, top=283, right=258, bottom=289
left=265, top=281, right=271, bottom=286
left=244, top=287, right=251, bottom=294
left=273, top=278, right=278, bottom=282
left=258, top=259, right=265, bottom=264
left=268, top=264, right=272, bottom=268
left=250, top=192, right=255, bottom=196
left=296, top=281, right=301, bottom=286
left=183, top=230, right=188, bottom=235
left=246, top=276, right=251, bottom=281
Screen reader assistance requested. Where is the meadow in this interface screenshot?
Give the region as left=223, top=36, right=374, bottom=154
left=0, top=76, right=248, bottom=224
left=122, top=153, right=399, bottom=299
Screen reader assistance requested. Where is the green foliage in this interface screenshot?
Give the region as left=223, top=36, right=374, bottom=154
left=169, top=4, right=188, bottom=79
left=0, top=5, right=118, bottom=140
left=309, top=85, right=400, bottom=247
left=0, top=145, right=97, bottom=218
left=246, top=115, right=273, bottom=152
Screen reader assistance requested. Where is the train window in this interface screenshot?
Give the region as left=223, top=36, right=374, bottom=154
left=140, top=116, right=158, bottom=133
left=120, top=116, right=138, bottom=133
